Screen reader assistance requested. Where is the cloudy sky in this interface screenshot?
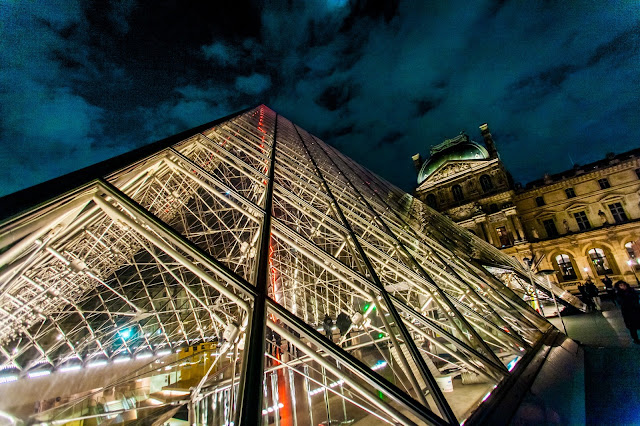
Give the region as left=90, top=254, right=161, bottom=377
left=1, top=1, right=639, bottom=197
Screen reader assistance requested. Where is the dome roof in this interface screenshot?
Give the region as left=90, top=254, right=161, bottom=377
left=417, top=134, right=489, bottom=184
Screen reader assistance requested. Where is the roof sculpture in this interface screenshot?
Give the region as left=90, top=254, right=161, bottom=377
left=0, top=105, right=573, bottom=425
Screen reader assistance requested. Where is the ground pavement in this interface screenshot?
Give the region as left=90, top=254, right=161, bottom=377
left=548, top=298, right=640, bottom=425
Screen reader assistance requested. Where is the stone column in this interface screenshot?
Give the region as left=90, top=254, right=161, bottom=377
left=511, top=214, right=526, bottom=242
left=480, top=221, right=495, bottom=245
left=475, top=222, right=487, bottom=241
left=501, top=215, right=517, bottom=243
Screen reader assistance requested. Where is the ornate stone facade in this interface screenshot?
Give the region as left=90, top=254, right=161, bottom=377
left=414, top=126, right=640, bottom=293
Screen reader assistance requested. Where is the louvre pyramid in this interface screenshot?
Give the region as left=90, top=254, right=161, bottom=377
left=0, top=106, right=579, bottom=425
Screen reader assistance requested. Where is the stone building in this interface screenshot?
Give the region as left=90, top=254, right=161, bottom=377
left=414, top=125, right=640, bottom=292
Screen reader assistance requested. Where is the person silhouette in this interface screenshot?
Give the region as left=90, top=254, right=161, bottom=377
left=614, top=281, right=640, bottom=344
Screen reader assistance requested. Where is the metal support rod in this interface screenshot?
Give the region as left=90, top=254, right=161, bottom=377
left=314, top=137, right=507, bottom=373
left=269, top=321, right=420, bottom=425
left=92, top=191, right=250, bottom=311
left=268, top=300, right=445, bottom=425
left=293, top=126, right=456, bottom=424
left=236, top=108, right=278, bottom=426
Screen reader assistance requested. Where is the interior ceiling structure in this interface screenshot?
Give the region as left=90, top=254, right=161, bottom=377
left=0, top=105, right=582, bottom=425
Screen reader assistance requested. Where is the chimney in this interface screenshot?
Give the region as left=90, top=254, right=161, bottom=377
left=479, top=123, right=498, bottom=159
left=412, top=153, right=423, bottom=174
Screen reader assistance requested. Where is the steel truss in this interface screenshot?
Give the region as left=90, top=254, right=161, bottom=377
left=0, top=106, right=571, bottom=425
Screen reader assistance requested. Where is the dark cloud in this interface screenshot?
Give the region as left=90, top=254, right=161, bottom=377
left=374, top=131, right=404, bottom=149
left=414, top=98, right=444, bottom=116
left=1, top=0, right=639, bottom=197
left=315, top=84, right=358, bottom=111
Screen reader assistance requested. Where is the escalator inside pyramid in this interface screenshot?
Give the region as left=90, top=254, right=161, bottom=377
left=0, top=106, right=583, bottom=425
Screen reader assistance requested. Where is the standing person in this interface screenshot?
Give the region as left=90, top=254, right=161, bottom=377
left=614, top=281, right=640, bottom=344
left=602, top=275, right=616, bottom=306
left=323, top=314, right=334, bottom=342
left=578, top=282, right=594, bottom=311
left=586, top=279, right=601, bottom=311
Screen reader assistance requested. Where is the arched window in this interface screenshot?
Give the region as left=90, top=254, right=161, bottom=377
left=452, top=185, right=464, bottom=202
left=426, top=194, right=438, bottom=209
left=588, top=248, right=613, bottom=275
left=479, top=174, right=493, bottom=192
left=625, top=242, right=640, bottom=271
left=555, top=254, right=577, bottom=280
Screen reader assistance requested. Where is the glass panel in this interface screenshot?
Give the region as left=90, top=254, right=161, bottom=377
left=262, top=307, right=434, bottom=425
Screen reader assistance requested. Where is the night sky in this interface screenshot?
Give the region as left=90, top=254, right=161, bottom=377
left=1, top=1, right=639, bottom=197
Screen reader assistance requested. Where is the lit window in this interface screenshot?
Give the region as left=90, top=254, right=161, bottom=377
left=555, top=254, right=577, bottom=280
left=452, top=185, right=464, bottom=202
left=588, top=248, right=613, bottom=275
left=565, top=188, right=576, bottom=198
left=495, top=226, right=512, bottom=247
left=626, top=242, right=637, bottom=260
left=608, top=202, right=628, bottom=223
left=573, top=211, right=591, bottom=231
left=598, top=178, right=610, bottom=189
left=535, top=196, right=545, bottom=207
left=625, top=242, right=640, bottom=271
left=480, top=175, right=493, bottom=192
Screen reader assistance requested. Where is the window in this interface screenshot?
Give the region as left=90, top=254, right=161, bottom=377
left=608, top=202, right=628, bottom=223
left=535, top=196, right=545, bottom=206
left=426, top=194, right=438, bottom=209
left=625, top=242, right=640, bottom=271
left=555, top=254, right=577, bottom=280
left=573, top=211, right=591, bottom=231
left=635, top=168, right=640, bottom=180
left=489, top=203, right=499, bottom=213
left=565, top=187, right=576, bottom=198
left=452, top=185, right=464, bottom=202
left=542, top=219, right=559, bottom=237
left=598, top=178, right=610, bottom=189
left=480, top=174, right=493, bottom=192
left=495, top=226, right=512, bottom=247
left=588, top=248, right=613, bottom=275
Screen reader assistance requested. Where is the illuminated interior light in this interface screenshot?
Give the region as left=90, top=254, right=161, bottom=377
left=59, top=365, right=82, bottom=373
left=87, top=360, right=107, bottom=368
left=371, top=360, right=387, bottom=371
left=136, top=352, right=153, bottom=360
left=28, top=370, right=51, bottom=378
left=161, top=389, right=189, bottom=396
left=157, top=349, right=172, bottom=356
left=507, top=356, right=521, bottom=372
left=113, top=356, right=130, bottom=364
left=0, top=375, right=18, bottom=384
left=262, top=402, right=284, bottom=415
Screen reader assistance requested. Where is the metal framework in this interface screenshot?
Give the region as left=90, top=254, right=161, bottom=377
left=0, top=105, right=572, bottom=425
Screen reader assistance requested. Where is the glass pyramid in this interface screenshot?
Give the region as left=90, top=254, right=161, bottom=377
left=0, top=105, right=572, bottom=425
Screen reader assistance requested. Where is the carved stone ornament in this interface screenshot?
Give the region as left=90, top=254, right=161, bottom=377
left=429, top=162, right=472, bottom=181
left=489, top=212, right=506, bottom=222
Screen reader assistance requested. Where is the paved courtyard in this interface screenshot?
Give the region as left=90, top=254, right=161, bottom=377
left=548, top=298, right=640, bottom=425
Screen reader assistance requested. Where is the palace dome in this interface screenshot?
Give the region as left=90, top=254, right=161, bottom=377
left=417, top=133, right=489, bottom=184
